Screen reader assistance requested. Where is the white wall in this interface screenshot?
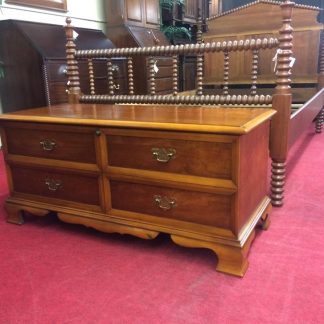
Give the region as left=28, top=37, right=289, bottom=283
left=0, top=0, right=106, bottom=30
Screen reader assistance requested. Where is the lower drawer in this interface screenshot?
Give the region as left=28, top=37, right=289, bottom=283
left=10, top=166, right=100, bottom=207
left=48, top=82, right=68, bottom=105
left=110, top=180, right=232, bottom=229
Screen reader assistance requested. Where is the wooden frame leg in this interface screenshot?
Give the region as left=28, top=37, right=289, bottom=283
left=315, top=107, right=324, bottom=134
left=271, top=159, right=286, bottom=207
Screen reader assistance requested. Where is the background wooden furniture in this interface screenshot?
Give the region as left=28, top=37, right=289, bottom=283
left=0, top=20, right=127, bottom=112
left=65, top=1, right=324, bottom=207
left=160, top=1, right=209, bottom=91
left=0, top=104, right=274, bottom=277
left=104, top=0, right=174, bottom=94
left=220, top=0, right=322, bottom=12
left=204, top=1, right=322, bottom=92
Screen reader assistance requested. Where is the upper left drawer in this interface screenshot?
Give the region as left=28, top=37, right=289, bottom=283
left=2, top=122, right=97, bottom=164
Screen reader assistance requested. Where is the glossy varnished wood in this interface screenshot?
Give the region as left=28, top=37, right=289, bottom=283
left=110, top=180, right=233, bottom=228
left=106, top=129, right=234, bottom=179
left=0, top=104, right=274, bottom=277
left=10, top=165, right=101, bottom=207
left=3, top=122, right=97, bottom=164
left=0, top=103, right=275, bottom=134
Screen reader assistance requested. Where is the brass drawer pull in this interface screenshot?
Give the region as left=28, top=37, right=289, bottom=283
left=151, top=148, right=176, bottom=163
left=154, top=195, right=177, bottom=211
left=40, top=139, right=56, bottom=151
left=45, top=178, right=62, bottom=191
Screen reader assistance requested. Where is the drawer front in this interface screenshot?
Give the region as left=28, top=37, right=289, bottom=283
left=154, top=78, right=173, bottom=93
left=146, top=58, right=172, bottom=79
left=78, top=60, right=127, bottom=95
left=11, top=166, right=100, bottom=206
left=155, top=66, right=173, bottom=79
left=154, top=58, right=173, bottom=67
left=110, top=180, right=232, bottom=228
left=107, top=132, right=233, bottom=179
left=80, top=77, right=128, bottom=96
left=5, top=125, right=96, bottom=164
left=48, top=82, right=68, bottom=104
left=45, top=61, right=67, bottom=82
left=110, top=59, right=127, bottom=80
left=79, top=59, right=126, bottom=80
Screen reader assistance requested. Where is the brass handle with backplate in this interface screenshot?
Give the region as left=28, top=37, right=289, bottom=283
left=151, top=148, right=176, bottom=163
left=45, top=178, right=62, bottom=191
left=154, top=195, right=177, bottom=211
left=40, top=139, right=56, bottom=151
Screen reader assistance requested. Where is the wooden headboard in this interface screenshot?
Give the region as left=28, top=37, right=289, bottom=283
left=204, top=0, right=322, bottom=88
left=65, top=16, right=278, bottom=106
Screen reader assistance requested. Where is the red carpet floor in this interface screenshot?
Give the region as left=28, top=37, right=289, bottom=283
left=0, top=125, right=323, bottom=324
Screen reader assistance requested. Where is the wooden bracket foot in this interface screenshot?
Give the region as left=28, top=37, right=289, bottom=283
left=5, top=204, right=25, bottom=225
left=171, top=231, right=256, bottom=277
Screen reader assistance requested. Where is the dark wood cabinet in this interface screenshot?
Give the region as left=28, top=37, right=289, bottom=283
left=144, top=0, right=161, bottom=28
left=181, top=55, right=196, bottom=91
left=107, top=0, right=160, bottom=29
left=183, top=0, right=199, bottom=24
left=0, top=20, right=127, bottom=113
left=159, top=0, right=211, bottom=92
left=105, top=0, right=173, bottom=95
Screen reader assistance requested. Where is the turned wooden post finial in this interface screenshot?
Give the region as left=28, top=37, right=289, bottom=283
left=275, top=0, right=294, bottom=94
left=65, top=17, right=81, bottom=103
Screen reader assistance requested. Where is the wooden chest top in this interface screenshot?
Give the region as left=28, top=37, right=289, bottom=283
left=0, top=103, right=275, bottom=135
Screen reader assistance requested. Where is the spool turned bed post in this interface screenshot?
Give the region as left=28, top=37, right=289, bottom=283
left=148, top=57, right=156, bottom=95
left=107, top=58, right=115, bottom=95
left=88, top=59, right=95, bottom=95
left=196, top=13, right=204, bottom=96
left=270, top=0, right=294, bottom=207
left=65, top=17, right=81, bottom=104
left=251, top=49, right=259, bottom=96
left=172, top=55, right=179, bottom=96
left=315, top=29, right=324, bottom=133
left=127, top=57, right=135, bottom=95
